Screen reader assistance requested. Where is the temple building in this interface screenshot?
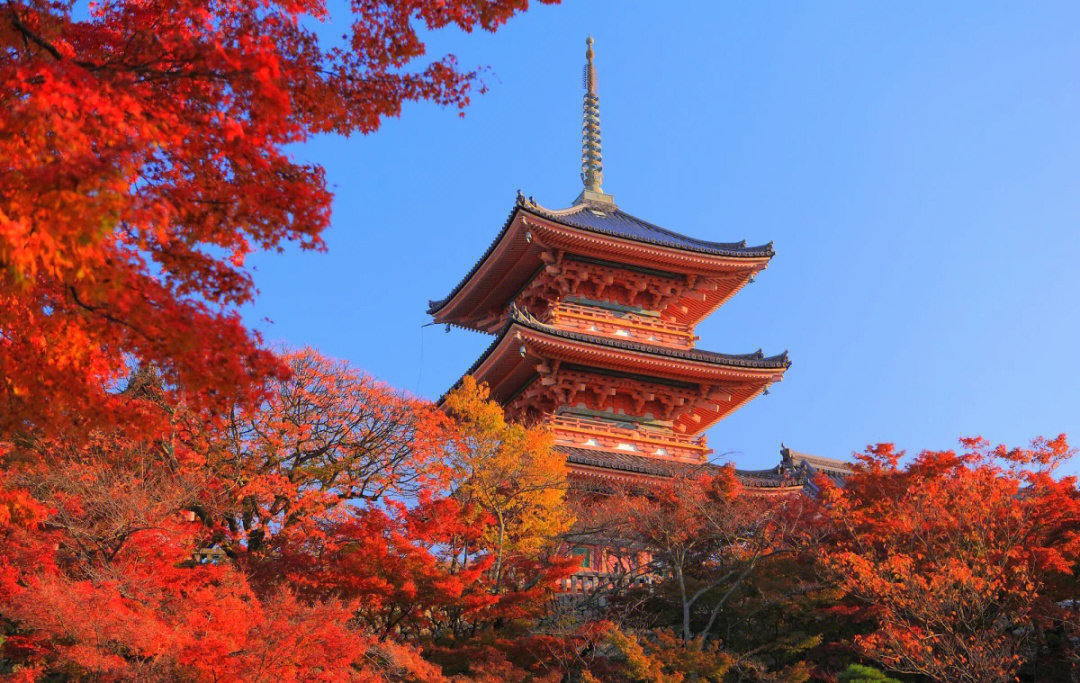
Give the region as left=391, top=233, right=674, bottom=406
left=429, top=37, right=848, bottom=498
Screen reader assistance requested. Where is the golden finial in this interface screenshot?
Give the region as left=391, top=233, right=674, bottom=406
left=575, top=36, right=614, bottom=206
left=584, top=36, right=597, bottom=96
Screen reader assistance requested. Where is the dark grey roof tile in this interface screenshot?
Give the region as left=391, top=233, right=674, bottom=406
left=528, top=203, right=774, bottom=258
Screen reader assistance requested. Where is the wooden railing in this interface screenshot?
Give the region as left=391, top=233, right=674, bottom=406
left=560, top=572, right=655, bottom=594
left=546, top=302, right=697, bottom=349
left=549, top=414, right=711, bottom=459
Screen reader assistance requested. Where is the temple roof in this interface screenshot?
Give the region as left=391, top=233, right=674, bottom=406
left=560, top=445, right=718, bottom=479
left=778, top=445, right=852, bottom=493
left=780, top=445, right=852, bottom=478
left=428, top=196, right=773, bottom=322
left=464, top=305, right=790, bottom=377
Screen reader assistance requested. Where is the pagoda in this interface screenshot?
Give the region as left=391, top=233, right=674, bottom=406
left=429, top=38, right=815, bottom=494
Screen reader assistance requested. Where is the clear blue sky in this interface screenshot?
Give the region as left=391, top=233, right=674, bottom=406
left=243, top=1, right=1080, bottom=472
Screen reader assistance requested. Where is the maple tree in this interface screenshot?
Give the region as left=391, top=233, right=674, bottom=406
left=562, top=469, right=825, bottom=682
left=411, top=376, right=577, bottom=679
left=205, top=361, right=577, bottom=678
left=1, top=2, right=570, bottom=673
left=209, top=348, right=454, bottom=557
left=817, top=436, right=1080, bottom=683
left=197, top=350, right=484, bottom=648
left=0, top=0, right=554, bottom=443
left=443, top=376, right=573, bottom=594
left=0, top=421, right=389, bottom=680
left=0, top=347, right=587, bottom=679
left=606, top=470, right=807, bottom=642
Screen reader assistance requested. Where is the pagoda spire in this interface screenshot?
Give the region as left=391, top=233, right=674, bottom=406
left=575, top=36, right=615, bottom=207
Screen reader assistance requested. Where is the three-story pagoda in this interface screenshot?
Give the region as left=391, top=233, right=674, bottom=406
left=430, top=38, right=802, bottom=491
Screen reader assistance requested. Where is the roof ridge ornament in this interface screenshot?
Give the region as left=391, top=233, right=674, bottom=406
left=574, top=36, right=616, bottom=208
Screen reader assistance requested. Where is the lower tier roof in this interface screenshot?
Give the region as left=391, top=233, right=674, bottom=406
left=558, top=445, right=851, bottom=493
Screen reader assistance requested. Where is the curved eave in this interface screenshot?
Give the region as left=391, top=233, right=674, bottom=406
left=429, top=200, right=774, bottom=332
left=558, top=446, right=807, bottom=492
left=458, top=314, right=788, bottom=434
left=508, top=307, right=790, bottom=371
left=524, top=201, right=774, bottom=257
left=781, top=446, right=854, bottom=477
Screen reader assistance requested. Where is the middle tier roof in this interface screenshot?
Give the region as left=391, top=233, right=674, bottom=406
left=454, top=307, right=790, bottom=436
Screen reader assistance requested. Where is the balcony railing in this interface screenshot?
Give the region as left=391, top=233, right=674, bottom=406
left=560, top=572, right=655, bottom=594
left=549, top=414, right=711, bottom=459
left=546, top=302, right=697, bottom=349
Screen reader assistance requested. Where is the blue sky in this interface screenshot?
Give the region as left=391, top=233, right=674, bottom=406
left=243, top=1, right=1080, bottom=472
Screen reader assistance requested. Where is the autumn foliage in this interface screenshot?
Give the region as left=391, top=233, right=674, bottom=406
left=566, top=469, right=826, bottom=681
left=5, top=351, right=1078, bottom=681
left=4, top=0, right=1080, bottom=680
left=817, top=437, right=1080, bottom=682
left=0, top=0, right=552, bottom=440
left=548, top=439, right=1080, bottom=682
left=0, top=1, right=566, bottom=673
left=0, top=354, right=578, bottom=680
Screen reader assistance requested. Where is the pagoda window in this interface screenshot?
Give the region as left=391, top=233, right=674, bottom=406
left=571, top=547, right=591, bottom=569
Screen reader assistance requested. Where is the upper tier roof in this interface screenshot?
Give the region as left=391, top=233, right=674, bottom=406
left=526, top=200, right=774, bottom=259
left=428, top=195, right=774, bottom=331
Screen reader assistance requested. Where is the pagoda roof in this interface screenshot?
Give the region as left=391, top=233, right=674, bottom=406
left=559, top=445, right=850, bottom=494
left=428, top=195, right=774, bottom=331
left=558, top=446, right=804, bottom=491
left=460, top=306, right=790, bottom=386
left=451, top=306, right=788, bottom=435
left=525, top=200, right=774, bottom=259
left=470, top=306, right=790, bottom=374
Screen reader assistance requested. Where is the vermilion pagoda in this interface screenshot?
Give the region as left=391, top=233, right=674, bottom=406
left=431, top=38, right=846, bottom=497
